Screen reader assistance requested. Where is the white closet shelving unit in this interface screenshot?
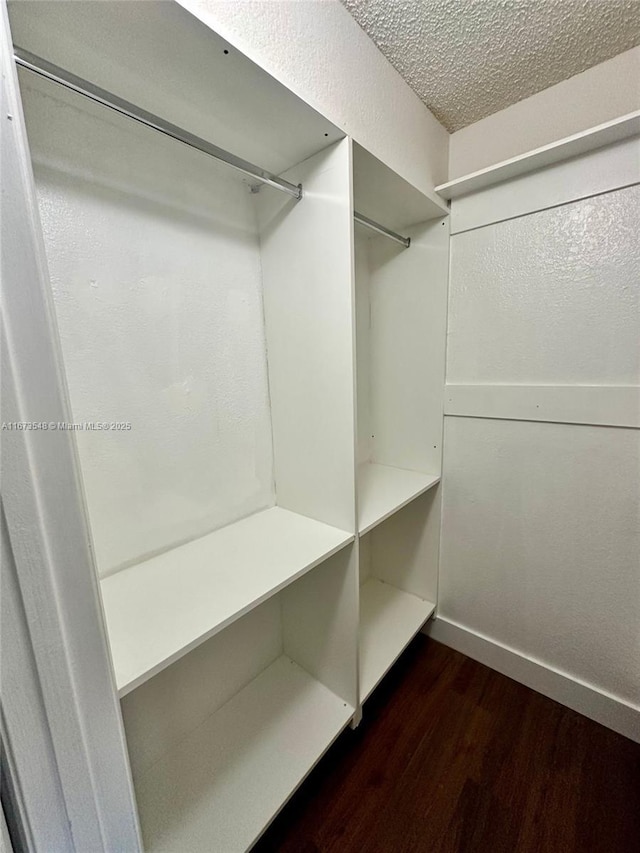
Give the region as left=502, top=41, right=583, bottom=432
left=6, top=1, right=449, bottom=850
left=353, top=143, right=449, bottom=700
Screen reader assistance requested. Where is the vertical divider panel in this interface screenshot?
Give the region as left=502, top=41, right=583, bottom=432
left=259, top=136, right=360, bottom=722
left=258, top=139, right=356, bottom=534
left=281, top=544, right=358, bottom=711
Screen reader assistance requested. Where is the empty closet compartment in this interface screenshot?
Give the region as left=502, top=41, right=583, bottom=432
left=353, top=143, right=449, bottom=535
left=358, top=490, right=439, bottom=701
left=121, top=545, right=357, bottom=852
left=13, top=1, right=356, bottom=698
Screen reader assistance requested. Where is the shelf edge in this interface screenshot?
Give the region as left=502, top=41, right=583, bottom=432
left=358, top=473, right=440, bottom=536
left=436, top=111, right=640, bottom=200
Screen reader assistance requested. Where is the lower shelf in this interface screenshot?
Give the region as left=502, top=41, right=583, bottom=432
left=135, top=655, right=354, bottom=853
left=359, top=578, right=435, bottom=701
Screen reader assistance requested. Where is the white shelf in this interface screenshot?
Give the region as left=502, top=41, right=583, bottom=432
left=359, top=578, right=435, bottom=701
left=100, top=507, right=353, bottom=696
left=354, top=141, right=449, bottom=229
left=10, top=0, right=343, bottom=178
left=136, top=655, right=353, bottom=853
left=358, top=462, right=440, bottom=535
left=436, top=110, right=640, bottom=200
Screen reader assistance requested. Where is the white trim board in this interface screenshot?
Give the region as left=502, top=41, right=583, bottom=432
left=437, top=111, right=640, bottom=200
left=359, top=578, right=435, bottom=702
left=426, top=617, right=640, bottom=744
left=444, top=385, right=640, bottom=429
left=448, top=136, right=640, bottom=235
left=1, top=4, right=142, bottom=846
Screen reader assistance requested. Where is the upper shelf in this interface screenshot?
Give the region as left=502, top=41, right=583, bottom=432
left=100, top=507, right=353, bottom=696
left=358, top=463, right=440, bottom=535
left=436, top=111, right=640, bottom=200
left=8, top=0, right=343, bottom=177
left=353, top=142, right=449, bottom=230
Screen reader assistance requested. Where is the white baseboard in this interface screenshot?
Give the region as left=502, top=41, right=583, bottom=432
left=425, top=616, right=640, bottom=744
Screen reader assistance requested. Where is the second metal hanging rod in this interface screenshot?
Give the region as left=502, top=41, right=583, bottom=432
left=13, top=47, right=303, bottom=201
left=353, top=212, right=410, bottom=248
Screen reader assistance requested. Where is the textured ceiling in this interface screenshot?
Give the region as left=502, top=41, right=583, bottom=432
left=340, top=0, right=640, bottom=131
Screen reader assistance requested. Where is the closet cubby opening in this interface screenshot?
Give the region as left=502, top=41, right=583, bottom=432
left=121, top=545, right=358, bottom=852
left=353, top=142, right=449, bottom=535
left=358, top=490, right=439, bottom=702
left=16, top=47, right=355, bottom=698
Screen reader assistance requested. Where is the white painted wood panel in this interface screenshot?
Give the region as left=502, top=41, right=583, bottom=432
left=438, top=111, right=640, bottom=200
left=358, top=462, right=440, bottom=535
left=8, top=0, right=342, bottom=177
left=258, top=140, right=356, bottom=533
left=359, top=579, right=435, bottom=701
left=1, top=514, right=73, bottom=851
left=445, top=385, right=640, bottom=428
left=440, top=417, right=640, bottom=709
left=355, top=229, right=373, bottom=467
left=448, top=185, right=640, bottom=386
left=450, top=136, right=640, bottom=234
left=101, top=507, right=353, bottom=696
left=135, top=656, right=353, bottom=853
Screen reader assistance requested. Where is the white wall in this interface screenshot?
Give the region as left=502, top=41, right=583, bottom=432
left=21, top=72, right=275, bottom=576
left=449, top=46, right=640, bottom=179
left=179, top=0, right=449, bottom=194
left=434, top=140, right=640, bottom=742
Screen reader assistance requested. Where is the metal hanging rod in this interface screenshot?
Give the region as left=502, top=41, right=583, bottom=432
left=13, top=47, right=303, bottom=201
left=354, top=211, right=410, bottom=248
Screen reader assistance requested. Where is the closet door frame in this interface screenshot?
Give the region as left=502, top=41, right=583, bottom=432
left=1, top=5, right=141, bottom=849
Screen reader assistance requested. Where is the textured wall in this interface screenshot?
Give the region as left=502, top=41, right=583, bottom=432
left=22, top=74, right=275, bottom=576
left=341, top=0, right=640, bottom=132
left=447, top=185, right=640, bottom=385
left=441, top=417, right=640, bottom=707
left=178, top=0, right=449, bottom=193
left=440, top=142, right=640, bottom=724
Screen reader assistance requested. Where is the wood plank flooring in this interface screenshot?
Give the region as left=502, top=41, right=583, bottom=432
left=254, top=637, right=640, bottom=853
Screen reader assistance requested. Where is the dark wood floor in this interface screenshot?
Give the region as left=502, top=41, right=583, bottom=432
left=254, top=637, right=640, bottom=853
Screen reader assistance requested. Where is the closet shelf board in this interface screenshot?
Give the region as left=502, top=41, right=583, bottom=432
left=100, top=507, right=354, bottom=696
left=136, top=655, right=354, bottom=853
left=358, top=462, right=440, bottom=535
left=436, top=111, right=640, bottom=200
left=359, top=578, right=435, bottom=702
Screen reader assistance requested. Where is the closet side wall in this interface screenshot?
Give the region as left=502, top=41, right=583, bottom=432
left=433, top=140, right=640, bottom=742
